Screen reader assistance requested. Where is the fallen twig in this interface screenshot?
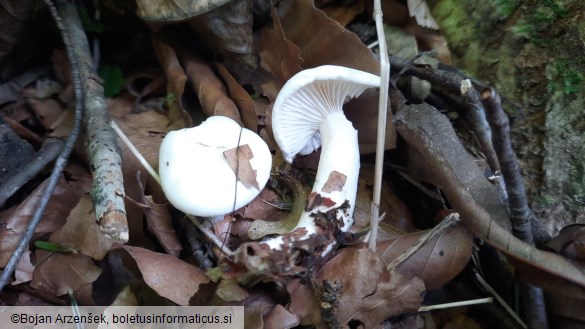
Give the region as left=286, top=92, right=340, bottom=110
left=369, top=0, right=390, bottom=251
left=481, top=87, right=549, bottom=329
left=56, top=0, right=128, bottom=242
left=480, top=87, right=550, bottom=245
left=389, top=56, right=500, bottom=175
left=0, top=0, right=84, bottom=292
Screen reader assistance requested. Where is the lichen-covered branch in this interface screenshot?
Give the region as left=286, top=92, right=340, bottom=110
left=56, top=0, right=127, bottom=242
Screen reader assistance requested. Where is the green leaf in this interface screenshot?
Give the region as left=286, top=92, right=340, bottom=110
left=99, top=65, right=124, bottom=98
left=34, top=241, right=77, bottom=253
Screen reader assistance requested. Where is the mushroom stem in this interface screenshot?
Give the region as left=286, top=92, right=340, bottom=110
left=298, top=112, right=359, bottom=233
left=257, top=112, right=360, bottom=255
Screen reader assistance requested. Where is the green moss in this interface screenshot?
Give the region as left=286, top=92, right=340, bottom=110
left=431, top=0, right=475, bottom=50
left=546, top=60, right=584, bottom=95
left=510, top=18, right=537, bottom=39
left=493, top=0, right=518, bottom=17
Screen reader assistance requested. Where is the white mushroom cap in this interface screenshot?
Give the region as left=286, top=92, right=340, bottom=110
left=159, top=116, right=272, bottom=217
left=272, top=65, right=381, bottom=163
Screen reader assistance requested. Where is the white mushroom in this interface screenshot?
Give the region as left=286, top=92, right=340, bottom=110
left=159, top=116, right=272, bottom=217
left=236, top=66, right=380, bottom=271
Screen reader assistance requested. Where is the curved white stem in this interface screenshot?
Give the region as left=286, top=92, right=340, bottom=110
left=264, top=111, right=359, bottom=253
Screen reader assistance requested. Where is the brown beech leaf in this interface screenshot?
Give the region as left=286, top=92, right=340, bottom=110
left=49, top=194, right=113, bottom=261
left=151, top=35, right=191, bottom=128
left=321, top=0, right=365, bottom=27
left=263, top=304, right=300, bottom=329
left=135, top=0, right=230, bottom=21
left=548, top=224, right=585, bottom=264
left=117, top=245, right=210, bottom=305
left=321, top=171, right=347, bottom=193
left=395, top=103, right=511, bottom=231
left=354, top=164, right=415, bottom=234
left=280, top=0, right=378, bottom=73
left=223, top=144, right=259, bottom=190
left=236, top=186, right=289, bottom=221
left=180, top=52, right=243, bottom=123
left=0, top=169, right=90, bottom=268
left=109, top=94, right=171, bottom=241
left=290, top=248, right=424, bottom=327
left=31, top=250, right=101, bottom=304
left=188, top=0, right=256, bottom=70
left=256, top=7, right=303, bottom=102
left=377, top=224, right=473, bottom=290
left=279, top=0, right=396, bottom=154
left=214, top=62, right=258, bottom=132
left=14, top=251, right=34, bottom=285
left=143, top=196, right=182, bottom=257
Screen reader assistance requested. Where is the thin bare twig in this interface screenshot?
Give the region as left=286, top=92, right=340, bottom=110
left=0, top=0, right=84, bottom=292
left=386, top=212, right=460, bottom=270
left=418, top=297, right=493, bottom=312
left=56, top=0, right=128, bottom=242
left=0, top=139, right=64, bottom=208
left=481, top=87, right=549, bottom=329
left=369, top=0, right=390, bottom=251
left=480, top=87, right=550, bottom=245
left=389, top=56, right=500, bottom=175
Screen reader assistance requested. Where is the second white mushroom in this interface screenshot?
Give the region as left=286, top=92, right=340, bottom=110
left=237, top=65, right=380, bottom=270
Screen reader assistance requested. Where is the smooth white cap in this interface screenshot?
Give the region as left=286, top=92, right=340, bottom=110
left=159, top=116, right=272, bottom=217
left=272, top=65, right=381, bottom=163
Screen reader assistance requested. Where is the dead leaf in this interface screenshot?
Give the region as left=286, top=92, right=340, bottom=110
left=135, top=0, right=230, bottom=21
left=279, top=0, right=397, bottom=154
left=143, top=196, right=182, bottom=257
left=548, top=224, right=585, bottom=264
left=109, top=94, right=171, bottom=243
left=321, top=171, right=347, bottom=193
left=49, top=194, right=114, bottom=261
left=14, top=251, right=34, bottom=285
left=236, top=186, right=289, bottom=221
left=0, top=171, right=90, bottom=268
left=321, top=0, right=365, bottom=27
left=395, top=103, right=511, bottom=231
left=31, top=250, right=101, bottom=304
left=377, top=224, right=473, bottom=290
left=117, top=245, right=210, bottom=305
left=280, top=0, right=378, bottom=73
left=224, top=144, right=259, bottom=190
left=247, top=174, right=306, bottom=240
left=214, top=62, right=258, bottom=131
left=263, top=304, right=300, bottom=329
left=151, top=34, right=191, bottom=128
left=290, top=248, right=424, bottom=327
left=180, top=52, right=243, bottom=123
left=25, top=97, right=66, bottom=132
left=256, top=7, right=303, bottom=102
left=188, top=0, right=256, bottom=70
